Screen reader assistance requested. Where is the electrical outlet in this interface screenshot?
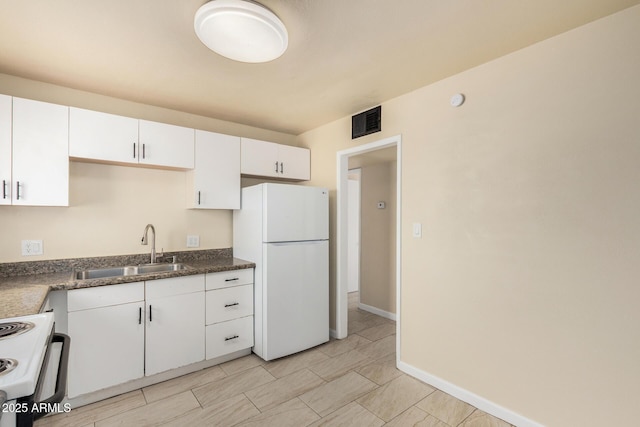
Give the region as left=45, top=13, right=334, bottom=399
left=22, top=240, right=44, bottom=256
left=186, top=235, right=200, bottom=248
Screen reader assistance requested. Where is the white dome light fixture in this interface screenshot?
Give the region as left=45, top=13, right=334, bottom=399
left=194, top=0, right=288, bottom=63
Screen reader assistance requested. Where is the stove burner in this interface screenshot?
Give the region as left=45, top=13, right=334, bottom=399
left=0, top=321, right=35, bottom=340
left=0, top=358, right=18, bottom=376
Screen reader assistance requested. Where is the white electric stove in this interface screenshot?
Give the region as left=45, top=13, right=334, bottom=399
left=0, top=312, right=69, bottom=427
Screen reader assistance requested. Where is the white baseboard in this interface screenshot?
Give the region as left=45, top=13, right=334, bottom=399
left=358, top=302, right=397, bottom=321
left=398, top=361, right=543, bottom=427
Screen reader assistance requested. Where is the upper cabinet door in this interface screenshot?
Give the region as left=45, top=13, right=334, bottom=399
left=138, top=120, right=195, bottom=169
left=187, top=130, right=240, bottom=209
left=277, top=145, right=310, bottom=180
left=240, top=137, right=310, bottom=180
left=0, top=95, right=11, bottom=205
left=12, top=97, right=69, bottom=206
left=69, top=107, right=139, bottom=164
left=240, top=137, right=279, bottom=178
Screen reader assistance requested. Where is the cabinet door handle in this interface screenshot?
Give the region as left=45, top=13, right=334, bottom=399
left=224, top=278, right=239, bottom=282
left=225, top=335, right=239, bottom=341
left=149, top=305, right=152, bottom=322
left=275, top=161, right=279, bottom=173
left=280, top=162, right=284, bottom=174
left=198, top=191, right=201, bottom=205
left=224, top=302, right=239, bottom=308
left=2, top=180, right=6, bottom=199
left=138, top=307, right=142, bottom=325
left=142, top=143, right=146, bottom=159
left=16, top=181, right=20, bottom=200
left=133, top=143, right=136, bottom=159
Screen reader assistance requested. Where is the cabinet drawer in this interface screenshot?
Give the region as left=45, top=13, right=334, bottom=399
left=206, top=268, right=253, bottom=291
left=145, top=274, right=204, bottom=299
left=206, top=316, right=253, bottom=360
left=68, top=282, right=144, bottom=312
left=206, top=284, right=253, bottom=325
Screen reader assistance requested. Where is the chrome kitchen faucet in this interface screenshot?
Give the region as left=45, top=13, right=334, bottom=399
left=141, top=223, right=161, bottom=264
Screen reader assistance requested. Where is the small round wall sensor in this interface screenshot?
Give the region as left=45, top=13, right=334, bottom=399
left=450, top=93, right=465, bottom=107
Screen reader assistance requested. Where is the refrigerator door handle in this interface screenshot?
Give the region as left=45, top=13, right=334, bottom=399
left=268, top=240, right=327, bottom=246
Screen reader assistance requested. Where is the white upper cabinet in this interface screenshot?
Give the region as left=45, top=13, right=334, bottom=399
left=0, top=94, right=11, bottom=205
left=69, top=109, right=195, bottom=169
left=240, top=137, right=279, bottom=178
left=12, top=97, right=69, bottom=206
left=240, top=137, right=310, bottom=181
left=277, top=144, right=311, bottom=180
left=186, top=130, right=240, bottom=209
left=69, top=107, right=139, bottom=164
left=139, top=120, right=195, bottom=169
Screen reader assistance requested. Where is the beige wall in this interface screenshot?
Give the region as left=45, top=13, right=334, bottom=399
left=300, top=6, right=640, bottom=426
left=359, top=161, right=396, bottom=314
left=0, top=74, right=296, bottom=262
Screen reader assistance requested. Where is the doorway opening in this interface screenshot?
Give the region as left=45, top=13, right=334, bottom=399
left=336, top=135, right=402, bottom=360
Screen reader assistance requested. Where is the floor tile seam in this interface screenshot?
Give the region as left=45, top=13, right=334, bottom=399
left=241, top=391, right=262, bottom=416
left=158, top=392, right=204, bottom=427
left=66, top=391, right=149, bottom=427
left=243, top=368, right=325, bottom=412
left=454, top=407, right=478, bottom=427
left=414, top=388, right=468, bottom=427
left=296, top=391, right=326, bottom=419
left=192, top=365, right=277, bottom=406
left=297, top=370, right=382, bottom=418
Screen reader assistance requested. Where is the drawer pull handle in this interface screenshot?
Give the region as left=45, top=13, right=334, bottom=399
left=224, top=278, right=239, bottom=282
left=225, top=335, right=239, bottom=341
left=224, top=302, right=239, bottom=308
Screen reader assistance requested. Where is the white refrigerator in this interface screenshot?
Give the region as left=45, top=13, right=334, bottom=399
left=233, top=183, right=329, bottom=361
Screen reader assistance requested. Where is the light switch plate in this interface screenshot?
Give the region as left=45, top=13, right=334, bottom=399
left=186, top=235, right=200, bottom=248
left=412, top=223, right=422, bottom=238
left=22, top=240, right=44, bottom=256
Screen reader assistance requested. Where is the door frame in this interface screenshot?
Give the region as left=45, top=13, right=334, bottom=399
left=347, top=168, right=362, bottom=295
left=335, top=135, right=402, bottom=358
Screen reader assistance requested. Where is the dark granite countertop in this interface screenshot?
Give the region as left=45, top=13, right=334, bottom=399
left=0, top=249, right=254, bottom=319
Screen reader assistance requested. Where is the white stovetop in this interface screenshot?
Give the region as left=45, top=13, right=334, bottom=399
left=0, top=312, right=54, bottom=400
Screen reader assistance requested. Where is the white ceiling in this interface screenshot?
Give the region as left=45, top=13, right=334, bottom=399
left=0, top=0, right=638, bottom=135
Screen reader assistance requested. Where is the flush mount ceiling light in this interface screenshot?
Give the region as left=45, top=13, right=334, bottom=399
left=194, top=0, right=288, bottom=63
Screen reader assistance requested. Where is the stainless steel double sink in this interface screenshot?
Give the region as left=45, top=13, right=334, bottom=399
left=73, top=263, right=190, bottom=280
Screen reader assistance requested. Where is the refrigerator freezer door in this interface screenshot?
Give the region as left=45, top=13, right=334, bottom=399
left=263, top=184, right=329, bottom=242
left=261, top=240, right=329, bottom=360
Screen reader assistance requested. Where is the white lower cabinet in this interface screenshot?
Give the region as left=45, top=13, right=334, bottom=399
left=145, top=275, right=205, bottom=376
left=66, top=275, right=205, bottom=398
left=67, top=282, right=145, bottom=398
left=206, top=316, right=253, bottom=360
left=205, top=269, right=254, bottom=360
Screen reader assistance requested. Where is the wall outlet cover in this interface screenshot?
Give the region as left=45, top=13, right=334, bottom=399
left=186, top=235, right=200, bottom=248
left=22, top=240, right=44, bottom=256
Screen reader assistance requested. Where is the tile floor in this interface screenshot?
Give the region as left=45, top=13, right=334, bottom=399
left=36, top=292, right=514, bottom=427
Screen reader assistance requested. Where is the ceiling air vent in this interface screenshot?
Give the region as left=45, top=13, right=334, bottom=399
left=352, top=106, right=381, bottom=139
